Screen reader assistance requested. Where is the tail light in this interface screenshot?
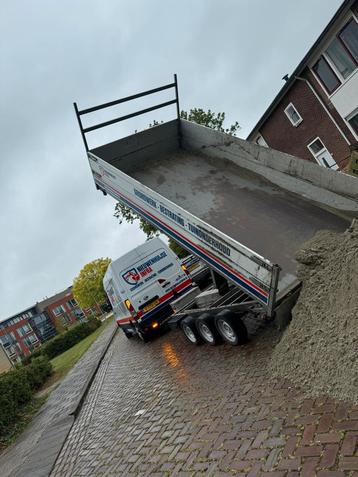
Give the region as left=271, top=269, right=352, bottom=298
left=181, top=264, right=189, bottom=275
left=124, top=299, right=135, bottom=314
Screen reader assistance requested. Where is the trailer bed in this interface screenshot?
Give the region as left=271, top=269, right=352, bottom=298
left=77, top=79, right=357, bottom=315
left=125, top=150, right=348, bottom=276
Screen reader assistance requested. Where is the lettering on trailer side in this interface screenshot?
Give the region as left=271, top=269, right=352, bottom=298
left=187, top=223, right=231, bottom=257
left=133, top=186, right=232, bottom=258
left=159, top=205, right=185, bottom=226
left=134, top=189, right=157, bottom=208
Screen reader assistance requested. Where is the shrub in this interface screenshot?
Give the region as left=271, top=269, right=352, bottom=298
left=22, top=356, right=52, bottom=390
left=39, top=318, right=101, bottom=360
left=0, top=356, right=52, bottom=439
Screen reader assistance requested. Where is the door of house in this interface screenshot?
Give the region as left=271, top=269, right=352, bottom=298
left=307, top=137, right=339, bottom=170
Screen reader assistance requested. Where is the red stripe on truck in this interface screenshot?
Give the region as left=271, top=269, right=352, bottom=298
left=116, top=317, right=132, bottom=325
left=174, top=278, right=192, bottom=293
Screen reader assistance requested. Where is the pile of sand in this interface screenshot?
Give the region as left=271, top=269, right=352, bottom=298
left=269, top=220, right=358, bottom=403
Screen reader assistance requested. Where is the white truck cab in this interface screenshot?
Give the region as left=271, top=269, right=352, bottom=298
left=103, top=238, right=193, bottom=340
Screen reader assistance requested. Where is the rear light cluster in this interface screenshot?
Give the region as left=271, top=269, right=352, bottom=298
left=124, top=299, right=135, bottom=314
left=181, top=264, right=189, bottom=275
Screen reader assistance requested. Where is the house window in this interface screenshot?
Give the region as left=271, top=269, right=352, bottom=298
left=67, top=299, right=77, bottom=309
left=284, top=103, right=303, bottom=126
left=312, top=56, right=341, bottom=94
left=347, top=109, right=358, bottom=135
left=339, top=18, right=358, bottom=63
left=326, top=38, right=356, bottom=79
left=24, top=335, right=38, bottom=347
left=53, top=305, right=65, bottom=316
left=307, top=137, right=339, bottom=170
left=312, top=17, right=358, bottom=93
left=17, top=324, right=31, bottom=337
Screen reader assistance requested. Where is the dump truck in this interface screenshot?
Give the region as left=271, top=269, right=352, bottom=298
left=74, top=76, right=358, bottom=345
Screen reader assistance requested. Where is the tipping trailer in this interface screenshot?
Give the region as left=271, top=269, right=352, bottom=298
left=74, top=77, right=358, bottom=343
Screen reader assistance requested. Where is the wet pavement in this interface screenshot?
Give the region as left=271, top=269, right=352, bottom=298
left=51, top=326, right=358, bottom=476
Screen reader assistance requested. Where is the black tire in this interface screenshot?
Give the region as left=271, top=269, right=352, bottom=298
left=121, top=327, right=133, bottom=339
left=214, top=310, right=248, bottom=345
left=195, top=312, right=221, bottom=345
left=136, top=328, right=151, bottom=343
left=132, top=321, right=151, bottom=342
left=180, top=315, right=203, bottom=345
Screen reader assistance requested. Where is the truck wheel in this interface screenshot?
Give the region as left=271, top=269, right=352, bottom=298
left=180, top=316, right=203, bottom=345
left=137, top=329, right=150, bottom=343
left=195, top=313, right=221, bottom=345
left=133, top=323, right=150, bottom=343
left=214, top=310, right=248, bottom=345
left=122, top=328, right=133, bottom=339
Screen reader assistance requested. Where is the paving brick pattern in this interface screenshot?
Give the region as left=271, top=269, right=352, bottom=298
left=52, top=327, right=358, bottom=476
left=0, top=322, right=116, bottom=477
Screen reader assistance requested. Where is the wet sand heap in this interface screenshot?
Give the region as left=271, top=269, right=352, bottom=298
left=269, top=220, right=358, bottom=403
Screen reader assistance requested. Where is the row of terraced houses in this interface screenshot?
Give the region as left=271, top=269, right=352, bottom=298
left=0, top=287, right=103, bottom=367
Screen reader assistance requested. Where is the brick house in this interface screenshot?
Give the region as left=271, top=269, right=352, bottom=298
left=37, top=286, right=102, bottom=330
left=248, top=0, right=358, bottom=171
left=0, top=287, right=104, bottom=363
left=0, top=306, right=42, bottom=364
left=37, top=287, right=86, bottom=329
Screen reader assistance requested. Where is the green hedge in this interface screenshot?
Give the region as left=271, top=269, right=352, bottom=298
left=0, top=356, right=52, bottom=440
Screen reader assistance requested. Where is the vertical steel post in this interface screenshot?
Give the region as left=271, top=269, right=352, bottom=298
left=174, top=74, right=182, bottom=148
left=266, top=264, right=281, bottom=318
left=73, top=102, right=89, bottom=152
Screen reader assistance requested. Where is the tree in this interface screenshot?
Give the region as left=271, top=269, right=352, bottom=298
left=168, top=238, right=189, bottom=259
left=113, top=108, right=240, bottom=248
left=180, top=108, right=239, bottom=135
left=73, top=258, right=111, bottom=309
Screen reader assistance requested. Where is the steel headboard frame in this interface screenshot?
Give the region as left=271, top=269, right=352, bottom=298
left=74, top=74, right=181, bottom=152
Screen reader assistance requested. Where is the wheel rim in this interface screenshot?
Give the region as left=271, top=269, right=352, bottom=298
left=182, top=324, right=197, bottom=343
left=199, top=322, right=214, bottom=343
left=217, top=319, right=237, bottom=343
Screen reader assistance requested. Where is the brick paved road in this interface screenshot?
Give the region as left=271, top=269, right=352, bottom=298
left=52, top=326, right=358, bottom=477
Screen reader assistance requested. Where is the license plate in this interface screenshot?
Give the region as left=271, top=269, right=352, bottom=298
left=143, top=299, right=160, bottom=313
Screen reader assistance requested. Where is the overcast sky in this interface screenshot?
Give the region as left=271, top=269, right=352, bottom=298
left=0, top=0, right=342, bottom=320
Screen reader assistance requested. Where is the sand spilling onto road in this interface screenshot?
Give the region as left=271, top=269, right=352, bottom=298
left=269, top=220, right=358, bottom=403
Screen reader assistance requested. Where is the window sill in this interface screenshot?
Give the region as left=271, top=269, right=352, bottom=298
left=292, top=119, right=303, bottom=127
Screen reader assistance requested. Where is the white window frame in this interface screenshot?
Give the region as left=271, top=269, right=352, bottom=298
left=53, top=305, right=65, bottom=316
left=284, top=103, right=303, bottom=127
left=346, top=108, right=358, bottom=140
left=307, top=137, right=336, bottom=169
left=310, top=14, right=358, bottom=98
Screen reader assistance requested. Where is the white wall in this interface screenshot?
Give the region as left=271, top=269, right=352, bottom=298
left=331, top=69, right=358, bottom=127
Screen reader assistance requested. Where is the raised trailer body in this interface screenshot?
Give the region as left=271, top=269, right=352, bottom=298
left=75, top=78, right=358, bottom=328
